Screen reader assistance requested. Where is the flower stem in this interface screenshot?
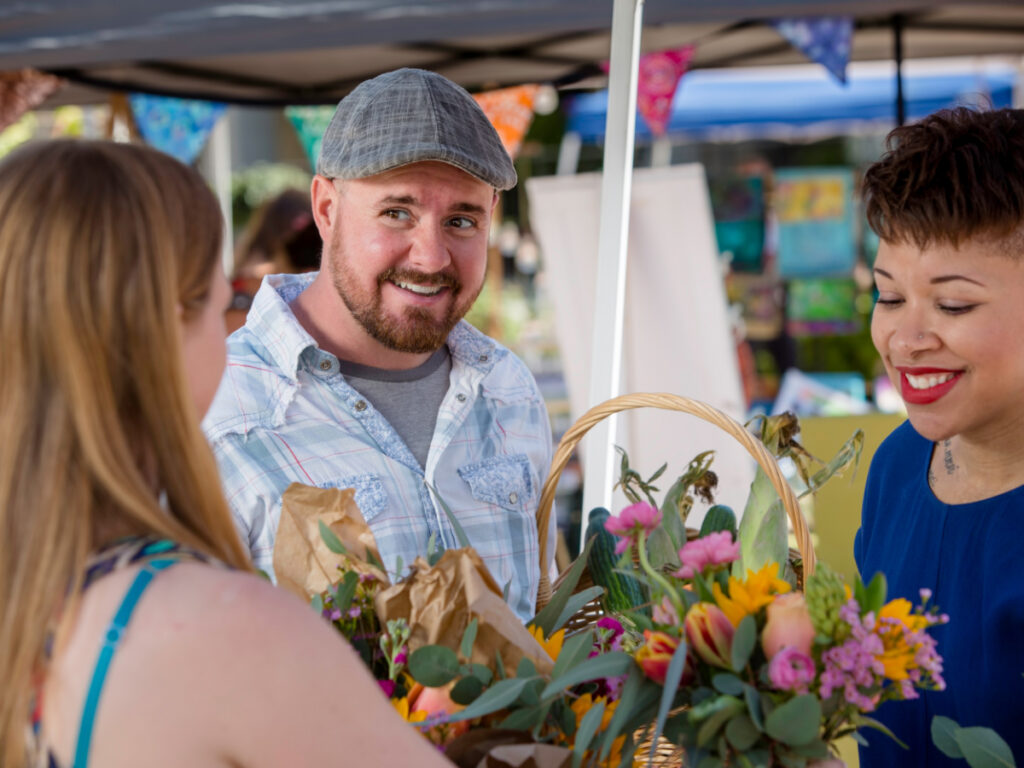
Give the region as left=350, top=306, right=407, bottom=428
left=636, top=531, right=686, bottom=619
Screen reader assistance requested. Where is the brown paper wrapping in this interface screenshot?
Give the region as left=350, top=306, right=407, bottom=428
left=477, top=744, right=573, bottom=768
left=273, top=482, right=388, bottom=600
left=375, top=548, right=554, bottom=676
left=444, top=729, right=572, bottom=768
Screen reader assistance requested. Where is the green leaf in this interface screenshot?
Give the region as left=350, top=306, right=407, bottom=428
left=450, top=675, right=484, bottom=705
left=572, top=698, right=606, bottom=768
left=649, top=638, right=692, bottom=763
left=530, top=536, right=594, bottom=637
left=450, top=677, right=529, bottom=721
left=734, top=466, right=788, bottom=576
left=731, top=615, right=757, bottom=672
left=764, top=694, right=821, bottom=746
left=334, top=570, right=359, bottom=612
left=712, top=673, right=745, bottom=696
left=550, top=629, right=595, bottom=682
left=364, top=547, right=385, bottom=573
left=499, top=704, right=547, bottom=732
left=696, top=696, right=745, bottom=748
left=541, top=651, right=634, bottom=701
left=518, top=678, right=545, bottom=707
left=849, top=713, right=906, bottom=749
left=743, top=685, right=764, bottom=732
left=495, top=648, right=506, bottom=680
left=311, top=593, right=324, bottom=613
left=648, top=525, right=681, bottom=571
left=470, top=663, right=493, bottom=685
left=696, top=756, right=724, bottom=768
left=318, top=519, right=347, bottom=554
left=426, top=481, right=472, bottom=549
left=596, top=665, right=644, bottom=762
left=516, top=657, right=537, bottom=679
left=956, top=727, right=1017, bottom=768
left=460, top=617, right=478, bottom=660
left=725, top=713, right=761, bottom=751
left=864, top=571, right=888, bottom=614
left=932, top=716, right=965, bottom=759
left=790, top=738, right=830, bottom=759
left=659, top=476, right=690, bottom=548
left=408, top=645, right=460, bottom=687
left=426, top=532, right=442, bottom=566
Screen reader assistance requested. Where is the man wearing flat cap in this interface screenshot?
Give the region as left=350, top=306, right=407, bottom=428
left=203, top=68, right=555, bottom=621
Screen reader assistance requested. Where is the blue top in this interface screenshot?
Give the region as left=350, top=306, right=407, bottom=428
left=854, top=421, right=1024, bottom=767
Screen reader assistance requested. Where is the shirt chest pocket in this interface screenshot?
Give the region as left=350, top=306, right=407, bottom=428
left=317, top=473, right=388, bottom=522
left=457, top=453, right=534, bottom=514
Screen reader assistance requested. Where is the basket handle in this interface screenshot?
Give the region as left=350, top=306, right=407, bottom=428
left=535, top=393, right=814, bottom=609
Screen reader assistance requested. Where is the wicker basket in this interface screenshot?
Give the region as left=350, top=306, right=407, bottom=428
left=530, top=394, right=816, bottom=767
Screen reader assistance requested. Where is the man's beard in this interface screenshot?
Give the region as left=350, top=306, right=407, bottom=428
left=330, top=257, right=480, bottom=354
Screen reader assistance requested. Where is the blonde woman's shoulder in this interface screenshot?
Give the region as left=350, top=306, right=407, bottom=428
left=45, top=563, right=451, bottom=768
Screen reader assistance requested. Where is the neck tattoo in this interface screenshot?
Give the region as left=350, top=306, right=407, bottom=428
left=943, top=439, right=958, bottom=476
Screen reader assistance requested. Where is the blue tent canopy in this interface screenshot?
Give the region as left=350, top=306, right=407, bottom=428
left=566, top=63, right=1017, bottom=142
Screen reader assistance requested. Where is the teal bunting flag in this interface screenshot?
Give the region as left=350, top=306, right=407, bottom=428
left=285, top=105, right=336, bottom=171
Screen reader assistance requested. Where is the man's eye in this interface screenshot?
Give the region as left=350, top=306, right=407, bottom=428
left=447, top=216, right=476, bottom=230
left=382, top=209, right=410, bottom=221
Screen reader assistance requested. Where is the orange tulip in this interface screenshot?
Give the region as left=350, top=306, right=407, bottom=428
left=685, top=602, right=735, bottom=669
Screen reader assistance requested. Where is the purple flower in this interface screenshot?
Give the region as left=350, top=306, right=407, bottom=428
left=819, top=599, right=886, bottom=712
left=672, top=531, right=740, bottom=579
left=605, top=502, right=662, bottom=555
left=378, top=679, right=396, bottom=697
left=347, top=605, right=362, bottom=619
left=768, top=647, right=816, bottom=694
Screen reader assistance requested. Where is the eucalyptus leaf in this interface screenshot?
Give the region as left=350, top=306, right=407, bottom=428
left=541, top=651, right=634, bottom=701
left=450, top=677, right=529, bottom=721
left=499, top=704, right=547, bottom=732
left=764, top=694, right=821, bottom=746
left=530, top=536, right=594, bottom=637
left=696, top=756, right=724, bottom=768
left=334, top=570, right=359, bottom=612
left=460, top=617, right=479, bottom=660
left=516, top=657, right=537, bottom=679
left=597, top=665, right=644, bottom=762
left=408, top=645, right=460, bottom=687
left=470, top=663, right=493, bottom=685
left=932, top=716, right=965, bottom=759
left=696, top=696, right=745, bottom=748
left=743, top=684, right=764, bottom=731
left=956, top=727, right=1017, bottom=768
left=550, top=629, right=595, bottom=681
left=712, top=673, right=745, bottom=696
left=725, top=713, right=762, bottom=751
left=518, top=677, right=545, bottom=707
left=731, top=615, right=757, bottom=672
left=310, top=593, right=324, bottom=613
left=790, top=738, right=830, bottom=759
left=572, top=698, right=606, bottom=768
left=450, top=675, right=484, bottom=705
left=649, top=639, right=692, bottom=763
left=318, top=519, right=347, bottom=554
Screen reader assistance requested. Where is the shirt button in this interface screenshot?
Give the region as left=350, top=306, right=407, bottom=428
left=508, top=491, right=518, bottom=504
left=478, top=354, right=489, bottom=363
left=456, top=393, right=466, bottom=403
left=354, top=400, right=367, bottom=412
left=319, top=360, right=332, bottom=371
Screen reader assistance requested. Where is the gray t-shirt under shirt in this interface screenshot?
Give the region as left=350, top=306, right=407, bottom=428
left=337, top=346, right=452, bottom=468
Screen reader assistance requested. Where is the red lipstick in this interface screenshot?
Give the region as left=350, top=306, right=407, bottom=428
left=895, top=366, right=963, bottom=405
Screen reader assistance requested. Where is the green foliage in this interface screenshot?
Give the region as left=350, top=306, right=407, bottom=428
left=933, top=716, right=1017, bottom=768
left=730, top=615, right=757, bottom=672
left=764, top=695, right=822, bottom=747
left=408, top=645, right=460, bottom=687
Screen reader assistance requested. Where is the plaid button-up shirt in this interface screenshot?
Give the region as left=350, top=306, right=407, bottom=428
left=203, top=273, right=555, bottom=620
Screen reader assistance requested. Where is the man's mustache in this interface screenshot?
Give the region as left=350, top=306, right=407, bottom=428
left=377, top=267, right=460, bottom=292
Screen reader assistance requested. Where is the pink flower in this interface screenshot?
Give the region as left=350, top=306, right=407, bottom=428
left=768, top=646, right=816, bottom=694
left=673, top=531, right=740, bottom=579
left=762, top=593, right=816, bottom=660
left=378, top=679, right=396, bottom=697
left=605, top=502, right=663, bottom=555
left=652, top=595, right=681, bottom=627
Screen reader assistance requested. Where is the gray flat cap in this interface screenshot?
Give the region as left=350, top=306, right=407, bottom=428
left=317, top=68, right=517, bottom=191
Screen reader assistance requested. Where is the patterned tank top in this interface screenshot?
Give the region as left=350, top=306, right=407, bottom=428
left=26, top=537, right=222, bottom=768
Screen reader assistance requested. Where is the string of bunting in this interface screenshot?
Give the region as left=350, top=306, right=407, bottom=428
left=771, top=16, right=854, bottom=84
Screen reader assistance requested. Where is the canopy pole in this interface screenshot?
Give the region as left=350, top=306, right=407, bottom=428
left=893, top=13, right=906, bottom=126
left=579, top=0, right=645, bottom=542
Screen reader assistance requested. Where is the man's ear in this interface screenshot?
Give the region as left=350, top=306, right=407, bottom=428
left=490, top=190, right=500, bottom=213
left=310, top=175, right=339, bottom=240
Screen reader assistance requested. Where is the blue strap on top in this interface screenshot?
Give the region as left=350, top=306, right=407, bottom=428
left=72, top=557, right=179, bottom=768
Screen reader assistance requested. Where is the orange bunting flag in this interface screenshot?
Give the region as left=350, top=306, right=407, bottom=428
left=473, top=84, right=540, bottom=160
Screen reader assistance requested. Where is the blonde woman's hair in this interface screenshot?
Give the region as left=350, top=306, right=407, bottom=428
left=0, top=140, right=252, bottom=765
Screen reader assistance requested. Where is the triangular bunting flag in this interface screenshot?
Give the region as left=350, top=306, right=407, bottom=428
left=128, top=93, right=226, bottom=165
left=771, top=16, right=854, bottom=84
left=473, top=84, right=540, bottom=159
left=285, top=105, right=336, bottom=171
left=0, top=69, right=62, bottom=133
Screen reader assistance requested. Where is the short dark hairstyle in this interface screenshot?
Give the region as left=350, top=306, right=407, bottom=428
left=862, top=107, right=1024, bottom=250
